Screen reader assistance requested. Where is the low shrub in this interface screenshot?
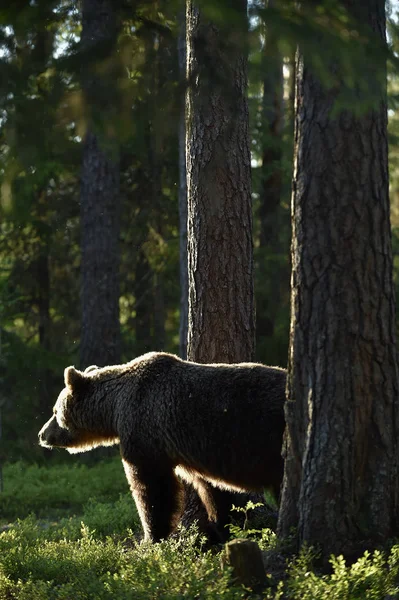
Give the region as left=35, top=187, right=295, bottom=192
left=0, top=518, right=245, bottom=599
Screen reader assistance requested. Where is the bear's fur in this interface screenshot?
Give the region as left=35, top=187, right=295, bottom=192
left=180, top=484, right=278, bottom=544
left=38, top=352, right=286, bottom=542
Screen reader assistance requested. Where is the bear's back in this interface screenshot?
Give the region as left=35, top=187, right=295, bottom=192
left=154, top=357, right=286, bottom=491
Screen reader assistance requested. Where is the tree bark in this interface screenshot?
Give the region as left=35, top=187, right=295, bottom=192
left=222, top=539, right=268, bottom=591
left=186, top=0, right=255, bottom=363
left=79, top=0, right=121, bottom=368
left=184, top=0, right=256, bottom=542
left=178, top=7, right=188, bottom=360
left=278, top=0, right=399, bottom=558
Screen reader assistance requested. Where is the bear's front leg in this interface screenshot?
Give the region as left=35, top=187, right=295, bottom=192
left=122, top=458, right=184, bottom=542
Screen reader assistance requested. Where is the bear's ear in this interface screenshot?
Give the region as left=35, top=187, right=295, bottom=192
left=84, top=365, right=99, bottom=374
left=64, top=366, right=86, bottom=390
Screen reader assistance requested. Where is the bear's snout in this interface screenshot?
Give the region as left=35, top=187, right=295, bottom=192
left=38, top=415, right=72, bottom=449
left=38, top=416, right=56, bottom=448
left=38, top=429, right=54, bottom=448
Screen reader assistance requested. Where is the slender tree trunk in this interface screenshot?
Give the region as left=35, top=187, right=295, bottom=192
left=186, top=0, right=255, bottom=364
left=178, top=7, right=188, bottom=359
left=37, top=252, right=50, bottom=354
left=285, top=51, right=296, bottom=141
left=80, top=0, right=121, bottom=368
left=153, top=272, right=165, bottom=350
left=134, top=245, right=152, bottom=355
left=144, top=30, right=166, bottom=352
left=259, top=0, right=283, bottom=251
left=278, top=0, right=399, bottom=558
left=256, top=0, right=284, bottom=345
left=37, top=248, right=51, bottom=412
left=35, top=190, right=52, bottom=417
left=30, top=7, right=55, bottom=413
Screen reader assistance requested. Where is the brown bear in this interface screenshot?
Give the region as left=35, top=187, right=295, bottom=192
left=38, top=351, right=286, bottom=543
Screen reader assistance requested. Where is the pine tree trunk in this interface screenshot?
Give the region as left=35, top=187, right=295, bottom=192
left=35, top=189, right=52, bottom=417
left=184, top=0, right=255, bottom=543
left=178, top=7, right=188, bottom=360
left=186, top=0, right=255, bottom=364
left=134, top=246, right=152, bottom=355
left=286, top=51, right=295, bottom=142
left=259, top=0, right=283, bottom=251
left=153, top=272, right=165, bottom=350
left=37, top=249, right=51, bottom=411
left=256, top=0, right=284, bottom=346
left=277, top=0, right=399, bottom=557
left=145, top=30, right=166, bottom=353
left=80, top=0, right=121, bottom=368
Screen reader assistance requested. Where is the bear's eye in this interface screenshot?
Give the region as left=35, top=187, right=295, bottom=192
left=53, top=408, right=57, bottom=416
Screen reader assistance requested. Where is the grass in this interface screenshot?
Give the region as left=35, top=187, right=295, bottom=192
left=0, top=459, right=129, bottom=522
left=1, top=458, right=399, bottom=599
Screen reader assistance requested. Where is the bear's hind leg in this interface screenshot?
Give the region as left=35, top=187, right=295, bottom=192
left=122, top=458, right=184, bottom=542
left=192, top=477, right=238, bottom=543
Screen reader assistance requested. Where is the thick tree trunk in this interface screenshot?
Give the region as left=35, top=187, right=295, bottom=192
left=278, top=0, right=399, bottom=558
left=186, top=0, right=255, bottom=363
left=80, top=0, right=121, bottom=368
left=184, top=0, right=256, bottom=543
left=178, top=8, right=188, bottom=360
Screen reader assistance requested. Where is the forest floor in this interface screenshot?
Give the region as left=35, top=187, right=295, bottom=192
left=0, top=459, right=399, bottom=599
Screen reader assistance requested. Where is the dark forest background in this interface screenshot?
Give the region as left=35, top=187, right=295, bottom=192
left=1, top=0, right=399, bottom=462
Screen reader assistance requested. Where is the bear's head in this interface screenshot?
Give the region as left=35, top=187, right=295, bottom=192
left=38, top=366, right=118, bottom=454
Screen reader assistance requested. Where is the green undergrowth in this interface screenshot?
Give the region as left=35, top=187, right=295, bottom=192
left=278, top=545, right=399, bottom=600
left=0, top=518, right=248, bottom=599
left=229, top=505, right=399, bottom=599
left=0, top=458, right=128, bottom=522
left=1, top=459, right=399, bottom=599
